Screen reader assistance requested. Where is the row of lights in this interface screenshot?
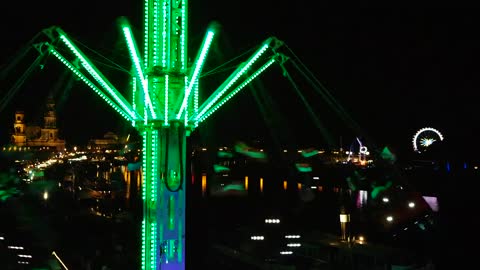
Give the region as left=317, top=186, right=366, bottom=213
left=3, top=238, right=33, bottom=265
left=2, top=146, right=32, bottom=151
left=250, top=216, right=303, bottom=256
left=265, top=219, right=280, bottom=224
left=7, top=246, right=24, bottom=250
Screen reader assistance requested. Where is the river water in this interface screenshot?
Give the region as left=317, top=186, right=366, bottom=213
left=1, top=153, right=442, bottom=269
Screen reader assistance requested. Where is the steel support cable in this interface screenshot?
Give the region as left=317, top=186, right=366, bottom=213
left=0, top=54, right=45, bottom=113
left=284, top=45, right=363, bottom=131
left=283, top=67, right=335, bottom=148
left=68, top=35, right=132, bottom=75
left=0, top=32, right=43, bottom=81
left=52, top=44, right=132, bottom=83
left=286, top=46, right=380, bottom=155
left=200, top=65, right=239, bottom=79
left=90, top=60, right=134, bottom=75
left=0, top=47, right=32, bottom=81
left=249, top=80, right=288, bottom=158
left=200, top=46, right=256, bottom=78
left=289, top=58, right=363, bottom=134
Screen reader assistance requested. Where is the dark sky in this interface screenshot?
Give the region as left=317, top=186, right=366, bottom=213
left=1, top=3, right=479, bottom=160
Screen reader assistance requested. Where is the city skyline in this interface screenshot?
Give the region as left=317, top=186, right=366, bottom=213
left=1, top=4, right=479, bottom=159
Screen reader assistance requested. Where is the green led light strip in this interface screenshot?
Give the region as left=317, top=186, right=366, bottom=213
left=199, top=58, right=276, bottom=123
left=49, top=48, right=134, bottom=122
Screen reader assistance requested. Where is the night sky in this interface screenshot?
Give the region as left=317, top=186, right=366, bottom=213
left=1, top=3, right=479, bottom=160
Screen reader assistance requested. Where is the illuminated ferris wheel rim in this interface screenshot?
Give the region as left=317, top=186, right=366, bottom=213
left=412, top=127, right=444, bottom=152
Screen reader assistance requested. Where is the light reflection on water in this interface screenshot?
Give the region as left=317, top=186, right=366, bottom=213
left=356, top=190, right=368, bottom=209
left=191, top=170, right=436, bottom=246
left=66, top=161, right=436, bottom=248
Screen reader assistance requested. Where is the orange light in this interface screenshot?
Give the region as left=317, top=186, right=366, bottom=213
left=244, top=176, right=249, bottom=191
left=283, top=180, right=287, bottom=191
left=260, top=177, right=263, bottom=192
left=201, top=174, right=207, bottom=196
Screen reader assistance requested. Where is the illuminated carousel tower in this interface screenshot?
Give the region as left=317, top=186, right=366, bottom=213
left=33, top=0, right=284, bottom=268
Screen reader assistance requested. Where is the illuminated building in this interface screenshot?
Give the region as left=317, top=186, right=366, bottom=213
left=88, top=132, right=126, bottom=151
left=11, top=96, right=66, bottom=151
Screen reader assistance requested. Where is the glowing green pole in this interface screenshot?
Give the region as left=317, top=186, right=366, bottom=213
left=132, top=1, right=191, bottom=269
left=120, top=1, right=273, bottom=269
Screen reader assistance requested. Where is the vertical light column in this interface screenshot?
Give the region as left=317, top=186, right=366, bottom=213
left=142, top=128, right=158, bottom=270
left=143, top=0, right=188, bottom=269
left=141, top=130, right=148, bottom=269
left=193, top=79, right=199, bottom=127
left=144, top=0, right=149, bottom=69
left=164, top=74, right=169, bottom=125
left=132, top=76, right=137, bottom=127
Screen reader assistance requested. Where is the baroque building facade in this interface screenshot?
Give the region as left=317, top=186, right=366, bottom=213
left=11, top=97, right=66, bottom=151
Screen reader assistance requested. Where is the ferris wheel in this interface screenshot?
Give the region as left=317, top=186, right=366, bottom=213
left=412, top=127, right=444, bottom=153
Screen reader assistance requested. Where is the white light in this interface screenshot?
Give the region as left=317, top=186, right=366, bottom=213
left=0, top=236, right=4, bottom=240
left=280, top=251, right=293, bottom=255
left=285, top=235, right=301, bottom=239
left=18, top=254, right=32, bottom=258
left=8, top=246, right=24, bottom=250
left=250, top=235, right=264, bottom=240
left=43, top=191, right=48, bottom=200
left=408, top=202, right=415, bottom=208
left=287, top=243, right=301, bottom=247
left=386, top=216, right=393, bottom=222
left=265, top=218, right=280, bottom=224
left=382, top=197, right=389, bottom=203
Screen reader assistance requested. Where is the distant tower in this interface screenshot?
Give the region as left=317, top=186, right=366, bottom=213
left=12, top=111, right=27, bottom=146
left=41, top=96, right=60, bottom=141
